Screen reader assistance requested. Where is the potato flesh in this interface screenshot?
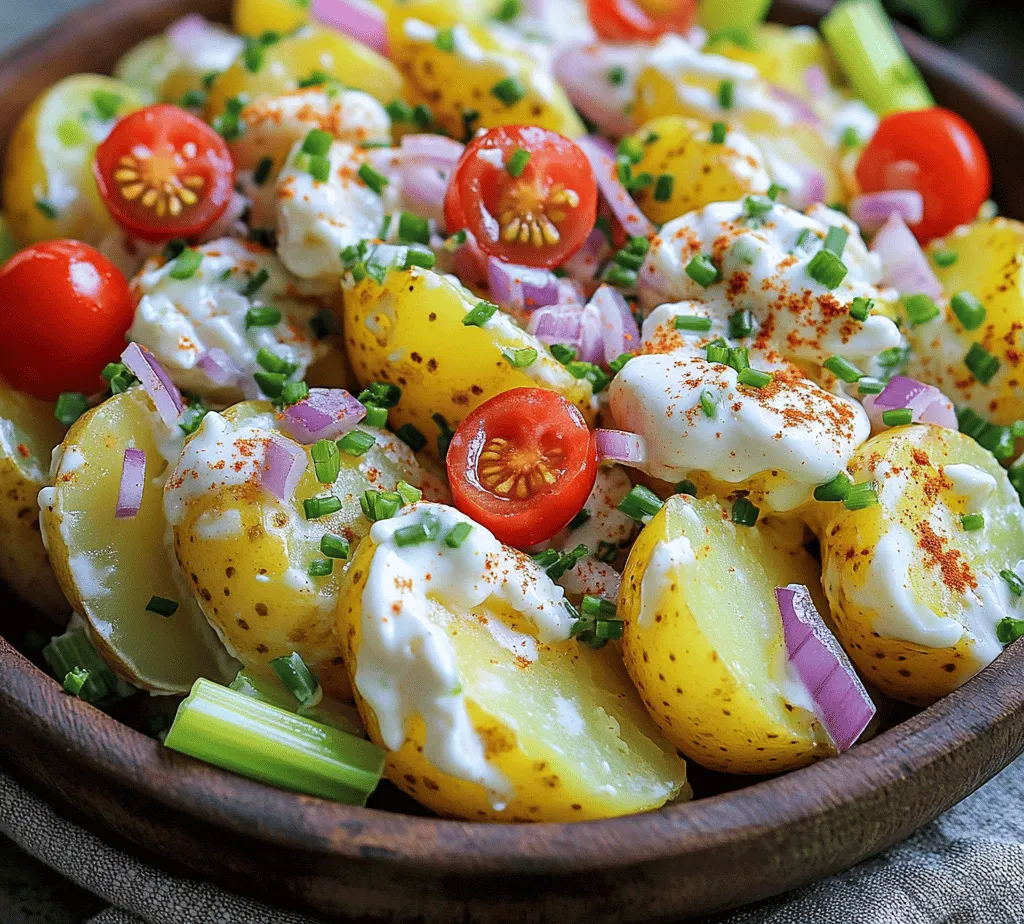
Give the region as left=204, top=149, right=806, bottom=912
left=40, top=389, right=236, bottom=693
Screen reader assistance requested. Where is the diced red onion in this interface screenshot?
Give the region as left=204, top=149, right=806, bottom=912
left=527, top=301, right=604, bottom=364
left=399, top=134, right=465, bottom=163
left=871, top=213, right=942, bottom=298
left=861, top=375, right=958, bottom=431
left=850, top=190, right=924, bottom=237
left=594, top=428, right=647, bottom=468
left=115, top=448, right=146, bottom=519
left=575, top=136, right=654, bottom=240
left=589, top=284, right=640, bottom=363
left=786, top=163, right=827, bottom=212
left=804, top=64, right=829, bottom=98
left=280, top=387, right=366, bottom=444
left=394, top=135, right=463, bottom=227
left=121, top=343, right=184, bottom=427
left=167, top=14, right=212, bottom=56
left=197, top=347, right=244, bottom=387
left=775, top=584, right=875, bottom=752
left=552, top=45, right=638, bottom=137
left=487, top=257, right=561, bottom=312
left=261, top=439, right=307, bottom=503
left=768, top=84, right=823, bottom=128
left=311, top=0, right=388, bottom=56
left=562, top=227, right=610, bottom=283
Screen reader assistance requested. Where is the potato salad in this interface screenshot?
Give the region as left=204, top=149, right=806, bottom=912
left=3, top=0, right=1024, bottom=820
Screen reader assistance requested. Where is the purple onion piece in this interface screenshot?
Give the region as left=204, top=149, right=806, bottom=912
left=261, top=438, right=307, bottom=503
left=115, top=448, right=146, bottom=519
left=280, top=388, right=367, bottom=444
left=121, top=342, right=184, bottom=427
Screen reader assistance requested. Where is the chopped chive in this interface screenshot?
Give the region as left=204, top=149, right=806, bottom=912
left=857, top=377, right=885, bottom=395
left=146, top=595, right=179, bottom=617
left=301, top=128, right=333, bottom=157
left=169, top=248, right=203, bottom=280
left=164, top=679, right=384, bottom=803
left=280, top=381, right=308, bottom=407
left=596, top=540, right=619, bottom=563
left=357, top=163, right=388, bottom=194
left=675, top=479, right=697, bottom=497
left=35, top=199, right=58, bottom=219
left=609, top=352, right=633, bottom=374
left=565, top=360, right=611, bottom=393
left=311, top=439, right=341, bottom=483
left=710, top=121, right=727, bottom=144
left=958, top=407, right=989, bottom=441
left=242, top=267, right=271, bottom=298
left=242, top=31, right=280, bottom=72
left=849, top=296, right=874, bottom=321
left=544, top=543, right=589, bottom=581
left=463, top=300, right=498, bottom=327
left=718, top=79, right=735, bottom=109
left=403, top=247, right=435, bottom=270
left=303, top=494, right=342, bottom=520
left=674, top=314, right=712, bottom=332
left=731, top=497, right=760, bottom=526
left=823, top=355, right=863, bottom=383
left=253, top=156, right=274, bottom=186
left=729, top=309, right=754, bottom=338
left=271, top=651, right=321, bottom=707
left=961, top=513, right=985, bottom=532
left=63, top=667, right=91, bottom=697
left=102, top=362, right=137, bottom=394
left=617, top=485, right=663, bottom=522
left=686, top=254, right=719, bottom=287
left=491, top=76, right=526, bottom=105
left=882, top=408, right=913, bottom=426
left=806, top=249, right=847, bottom=289
left=358, top=382, right=401, bottom=408
left=569, top=508, right=591, bottom=530
left=178, top=399, right=208, bottom=436
left=727, top=347, right=750, bottom=372
left=904, top=293, right=940, bottom=326
left=246, top=305, right=282, bottom=328
left=843, top=481, right=878, bottom=511
left=502, top=346, right=538, bottom=368
left=386, top=100, right=413, bottom=122
left=730, top=237, right=759, bottom=265
left=737, top=367, right=772, bottom=389
left=321, top=533, right=350, bottom=559
left=706, top=341, right=730, bottom=365
left=607, top=65, right=626, bottom=85
left=814, top=472, right=852, bottom=502
left=550, top=343, right=577, bottom=364
left=306, top=154, right=330, bottom=183
left=256, top=348, right=297, bottom=376
left=393, top=513, right=442, bottom=547
left=793, top=228, right=812, bottom=251
left=337, top=430, right=376, bottom=457
left=604, top=265, right=638, bottom=288
left=533, top=549, right=559, bottom=568
left=700, top=390, right=717, bottom=417
left=397, top=211, right=430, bottom=245
left=308, top=558, right=334, bottom=577
left=743, top=194, right=774, bottom=219
left=434, top=27, right=455, bottom=51
left=495, top=0, right=520, bottom=20
left=978, top=424, right=1015, bottom=460
left=396, top=423, right=426, bottom=452
left=965, top=343, right=1000, bottom=385
left=396, top=481, right=423, bottom=505
left=581, top=595, right=617, bottom=620
left=653, top=174, right=674, bottom=202
left=360, top=489, right=402, bottom=522
left=823, top=225, right=848, bottom=256
left=997, top=617, right=1024, bottom=646
left=364, top=405, right=388, bottom=428
left=445, top=522, right=473, bottom=548
left=92, top=88, right=123, bottom=120
left=840, top=126, right=860, bottom=148
left=932, top=249, right=958, bottom=268
left=950, top=291, right=986, bottom=331
left=506, top=147, right=530, bottom=177
left=1000, top=569, right=1024, bottom=597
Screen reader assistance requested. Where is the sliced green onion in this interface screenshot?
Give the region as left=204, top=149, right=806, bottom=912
left=164, top=678, right=384, bottom=804
left=491, top=76, right=525, bottom=105
left=686, top=254, right=719, bottom=287
left=397, top=211, right=430, bottom=245
left=849, top=296, right=874, bottom=321
left=358, top=382, right=401, bottom=408
left=823, top=225, right=849, bottom=256
left=904, top=293, right=940, bottom=326
left=961, top=513, right=985, bottom=532
left=653, top=174, right=674, bottom=202
left=445, top=522, right=473, bottom=548
left=321, top=533, right=350, bottom=559
left=997, top=617, right=1024, bottom=646
left=596, top=540, right=619, bottom=563
left=495, top=0, right=521, bottom=21
left=271, top=651, right=320, bottom=707
left=246, top=305, right=282, bottom=328
left=304, top=494, right=342, bottom=520
left=932, top=249, right=958, bottom=268
left=1000, top=569, right=1024, bottom=597
left=502, top=346, right=538, bottom=368
left=396, top=423, right=426, bottom=452
left=396, top=480, right=422, bottom=505
left=544, top=544, right=589, bottom=581
left=280, top=381, right=308, bottom=407
left=609, top=352, right=633, bottom=374
left=35, top=199, right=58, bottom=220
left=403, top=246, right=435, bottom=270
left=607, top=65, right=626, bottom=85
left=43, top=627, right=127, bottom=705
left=393, top=513, right=442, bottom=547
left=882, top=408, right=913, bottom=426
left=169, top=248, right=203, bottom=280
left=840, top=126, right=860, bottom=148
left=569, top=508, right=591, bottom=530
left=823, top=355, right=864, bottom=383
left=102, top=362, right=137, bottom=395
left=965, top=343, right=1000, bottom=385
left=256, top=348, right=297, bottom=376
left=463, top=300, right=498, bottom=326
left=565, top=361, right=611, bottom=394
left=718, top=79, right=735, bottom=109
left=843, top=481, right=878, bottom=510
left=550, top=343, right=577, bottom=364
left=434, top=413, right=457, bottom=457
left=950, top=291, right=986, bottom=331
left=806, top=249, right=847, bottom=289
left=337, top=430, right=376, bottom=457
left=814, top=472, right=852, bottom=502
left=731, top=497, right=760, bottom=526
left=360, top=490, right=402, bottom=522
left=434, top=27, right=455, bottom=51
left=727, top=347, right=749, bottom=372
left=737, top=367, right=771, bottom=389
left=92, top=88, right=123, bottom=120
left=977, top=424, right=1015, bottom=460
left=357, top=163, right=389, bottom=194
left=710, top=121, right=728, bottom=144
left=706, top=342, right=730, bottom=365
left=728, top=309, right=754, bottom=338
left=146, top=595, right=179, bottom=617
left=301, top=128, right=333, bottom=157
left=311, top=439, right=341, bottom=483
left=363, top=405, right=388, bottom=428
left=617, top=485, right=663, bottom=522
left=675, top=479, right=697, bottom=497
left=674, top=314, right=713, bottom=332
left=730, top=237, right=759, bottom=265
left=179, top=399, right=209, bottom=436
left=506, top=147, right=530, bottom=177
left=63, top=667, right=91, bottom=697
left=700, top=390, right=717, bottom=417
left=857, top=377, right=885, bottom=395
left=743, top=195, right=773, bottom=221
left=253, top=156, right=274, bottom=186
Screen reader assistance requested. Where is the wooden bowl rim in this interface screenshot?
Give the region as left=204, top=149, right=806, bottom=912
left=2, top=0, right=1024, bottom=880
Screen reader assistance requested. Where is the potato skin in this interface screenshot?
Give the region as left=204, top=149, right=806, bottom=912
left=619, top=495, right=833, bottom=775
left=337, top=528, right=688, bottom=821
left=343, top=267, right=595, bottom=454
left=0, top=383, right=67, bottom=618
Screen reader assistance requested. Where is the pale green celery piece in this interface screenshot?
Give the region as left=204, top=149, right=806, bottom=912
left=166, top=679, right=383, bottom=803
left=230, top=668, right=364, bottom=736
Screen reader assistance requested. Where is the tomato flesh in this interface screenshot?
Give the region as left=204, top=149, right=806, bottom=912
left=0, top=241, right=134, bottom=400
left=446, top=388, right=598, bottom=549
left=586, top=0, right=697, bottom=42
left=856, top=107, right=991, bottom=243
left=94, top=104, right=235, bottom=242
left=445, top=126, right=597, bottom=270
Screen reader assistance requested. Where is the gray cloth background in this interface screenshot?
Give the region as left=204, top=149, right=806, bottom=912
left=3, top=758, right=1024, bottom=924
left=3, top=2, right=1024, bottom=923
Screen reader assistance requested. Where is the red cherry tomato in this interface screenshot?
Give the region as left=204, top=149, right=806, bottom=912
left=446, top=388, right=598, bottom=549
left=94, top=104, right=235, bottom=242
left=856, top=107, right=991, bottom=243
left=0, top=241, right=134, bottom=401
left=586, top=0, right=697, bottom=42
left=444, top=125, right=598, bottom=269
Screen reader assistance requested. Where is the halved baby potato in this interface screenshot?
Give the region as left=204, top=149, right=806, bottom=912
left=39, top=388, right=237, bottom=693
left=0, top=381, right=67, bottom=618
left=820, top=424, right=1024, bottom=705
left=343, top=267, right=595, bottom=455
left=619, top=493, right=835, bottom=775
left=169, top=401, right=449, bottom=699
left=336, top=503, right=689, bottom=821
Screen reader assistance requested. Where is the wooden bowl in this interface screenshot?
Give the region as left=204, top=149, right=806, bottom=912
left=2, top=1, right=1024, bottom=921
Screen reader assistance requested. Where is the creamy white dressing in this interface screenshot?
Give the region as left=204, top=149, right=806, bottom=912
left=354, top=503, right=574, bottom=804
left=637, top=537, right=696, bottom=629
left=128, top=237, right=329, bottom=401
left=943, top=464, right=998, bottom=507
left=639, top=200, right=900, bottom=369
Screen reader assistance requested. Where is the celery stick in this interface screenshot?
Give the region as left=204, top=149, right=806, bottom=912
left=165, top=679, right=384, bottom=804
left=230, top=669, right=364, bottom=736
left=822, top=0, right=934, bottom=114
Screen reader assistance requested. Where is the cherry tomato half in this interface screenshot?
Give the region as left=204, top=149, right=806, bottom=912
left=856, top=107, right=991, bottom=243
left=444, top=126, right=598, bottom=270
left=446, top=388, right=598, bottom=549
left=93, top=104, right=235, bottom=242
left=586, top=0, right=697, bottom=42
left=0, top=241, right=134, bottom=400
